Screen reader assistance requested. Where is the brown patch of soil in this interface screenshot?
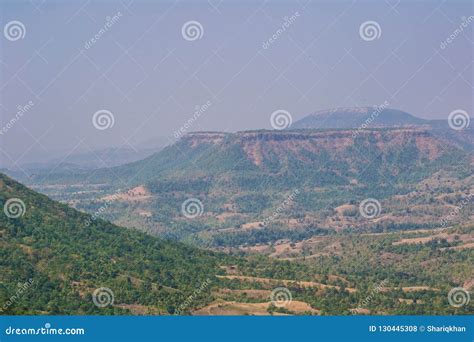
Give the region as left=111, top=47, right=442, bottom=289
left=102, top=185, right=152, bottom=202
left=193, top=299, right=319, bottom=315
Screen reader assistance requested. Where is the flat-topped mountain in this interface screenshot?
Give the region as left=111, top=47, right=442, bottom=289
left=25, top=126, right=471, bottom=189
left=7, top=109, right=472, bottom=252
left=10, top=107, right=471, bottom=186
left=74, top=127, right=471, bottom=241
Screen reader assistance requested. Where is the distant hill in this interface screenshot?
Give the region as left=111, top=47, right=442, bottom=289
left=8, top=108, right=472, bottom=250
left=291, top=107, right=473, bottom=150
left=23, top=127, right=471, bottom=242
left=34, top=146, right=155, bottom=170
left=10, top=107, right=471, bottom=186
left=0, top=173, right=227, bottom=314
left=6, top=145, right=164, bottom=175
left=291, top=107, right=428, bottom=129
left=48, top=127, right=470, bottom=187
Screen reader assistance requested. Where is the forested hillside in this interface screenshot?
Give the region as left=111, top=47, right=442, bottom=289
left=0, top=173, right=227, bottom=314
left=1, top=173, right=472, bottom=316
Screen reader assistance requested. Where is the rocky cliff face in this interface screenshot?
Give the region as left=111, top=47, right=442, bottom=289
left=180, top=128, right=454, bottom=167
left=24, top=126, right=471, bottom=188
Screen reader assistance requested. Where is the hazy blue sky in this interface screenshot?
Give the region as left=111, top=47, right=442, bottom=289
left=0, top=0, right=472, bottom=167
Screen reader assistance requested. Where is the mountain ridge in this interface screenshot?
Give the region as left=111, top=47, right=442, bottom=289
left=18, top=125, right=471, bottom=188
left=292, top=106, right=436, bottom=129
left=290, top=106, right=473, bottom=149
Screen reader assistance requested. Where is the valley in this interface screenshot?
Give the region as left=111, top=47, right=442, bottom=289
left=2, top=108, right=473, bottom=316
left=27, top=126, right=473, bottom=250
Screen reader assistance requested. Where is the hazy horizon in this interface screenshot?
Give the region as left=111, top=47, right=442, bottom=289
left=0, top=0, right=472, bottom=168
